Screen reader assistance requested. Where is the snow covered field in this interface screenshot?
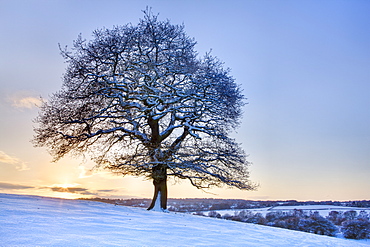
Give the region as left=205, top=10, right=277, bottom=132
left=1, top=193, right=369, bottom=246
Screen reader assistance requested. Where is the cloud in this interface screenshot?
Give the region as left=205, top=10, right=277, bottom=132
left=78, top=165, right=94, bottom=178
left=0, top=182, right=34, bottom=190
left=7, top=91, right=44, bottom=110
left=47, top=186, right=122, bottom=197
left=97, top=189, right=118, bottom=193
left=0, top=150, right=29, bottom=171
left=77, top=165, right=123, bottom=180
left=12, top=96, right=42, bottom=109
left=50, top=186, right=95, bottom=195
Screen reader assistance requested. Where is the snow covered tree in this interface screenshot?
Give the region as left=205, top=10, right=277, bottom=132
left=344, top=210, right=359, bottom=221
left=342, top=219, right=370, bottom=239
left=33, top=10, right=255, bottom=211
left=301, top=212, right=338, bottom=236
left=208, top=211, right=222, bottom=218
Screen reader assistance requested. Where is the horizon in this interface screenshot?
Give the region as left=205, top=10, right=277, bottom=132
left=2, top=191, right=370, bottom=203
left=1, top=0, right=370, bottom=201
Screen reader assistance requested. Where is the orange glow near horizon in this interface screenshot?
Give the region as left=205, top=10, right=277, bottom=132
left=51, top=192, right=85, bottom=200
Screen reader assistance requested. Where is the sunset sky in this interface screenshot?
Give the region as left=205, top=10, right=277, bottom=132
left=1, top=0, right=369, bottom=201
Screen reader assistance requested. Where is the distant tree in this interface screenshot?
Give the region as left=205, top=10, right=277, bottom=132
left=326, top=211, right=346, bottom=226
left=208, top=211, right=221, bottom=218
left=344, top=210, right=358, bottom=221
left=32, top=10, right=255, bottom=211
left=358, top=211, right=370, bottom=221
left=283, top=216, right=301, bottom=230
left=300, top=212, right=337, bottom=236
left=342, top=219, right=370, bottom=239
left=193, top=211, right=205, bottom=217
left=245, top=212, right=266, bottom=225
left=265, top=211, right=286, bottom=223
left=231, top=210, right=251, bottom=222
left=222, top=213, right=233, bottom=220
left=210, top=202, right=231, bottom=211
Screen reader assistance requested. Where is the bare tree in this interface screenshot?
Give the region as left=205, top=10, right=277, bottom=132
left=33, top=10, right=256, bottom=211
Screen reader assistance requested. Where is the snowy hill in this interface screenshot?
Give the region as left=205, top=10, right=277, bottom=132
left=0, top=193, right=368, bottom=246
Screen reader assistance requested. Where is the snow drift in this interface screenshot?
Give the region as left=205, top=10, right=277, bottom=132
left=0, top=193, right=368, bottom=246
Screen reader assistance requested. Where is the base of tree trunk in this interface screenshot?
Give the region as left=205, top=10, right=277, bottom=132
left=147, top=192, right=166, bottom=211
left=147, top=178, right=167, bottom=211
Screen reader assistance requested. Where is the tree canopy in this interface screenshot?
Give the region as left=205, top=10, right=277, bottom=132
left=33, top=10, right=256, bottom=210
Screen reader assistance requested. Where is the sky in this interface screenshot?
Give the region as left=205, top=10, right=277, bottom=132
left=0, top=0, right=369, bottom=201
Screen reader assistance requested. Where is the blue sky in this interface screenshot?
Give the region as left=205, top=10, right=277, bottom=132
left=0, top=0, right=369, bottom=200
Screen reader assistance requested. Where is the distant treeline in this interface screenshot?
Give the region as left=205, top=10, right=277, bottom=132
left=198, top=209, right=370, bottom=239
left=79, top=197, right=370, bottom=212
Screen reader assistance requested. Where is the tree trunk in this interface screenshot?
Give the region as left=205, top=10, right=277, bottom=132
left=147, top=165, right=167, bottom=211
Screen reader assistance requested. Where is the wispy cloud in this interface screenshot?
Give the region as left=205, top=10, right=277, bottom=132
left=0, top=182, right=34, bottom=190
left=78, top=165, right=94, bottom=178
left=11, top=96, right=42, bottom=109
left=97, top=189, right=118, bottom=193
left=78, top=166, right=122, bottom=180
left=0, top=150, right=29, bottom=171
left=6, top=91, right=44, bottom=110
left=50, top=186, right=95, bottom=195
left=47, top=185, right=120, bottom=197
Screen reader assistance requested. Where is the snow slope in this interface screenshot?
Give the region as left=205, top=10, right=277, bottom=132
left=0, top=193, right=368, bottom=247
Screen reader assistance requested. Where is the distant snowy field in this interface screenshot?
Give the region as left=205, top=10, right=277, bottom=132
left=1, top=194, right=369, bottom=247
left=203, top=205, right=370, bottom=217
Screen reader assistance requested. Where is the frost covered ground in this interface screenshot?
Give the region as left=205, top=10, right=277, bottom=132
left=1, top=193, right=369, bottom=246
